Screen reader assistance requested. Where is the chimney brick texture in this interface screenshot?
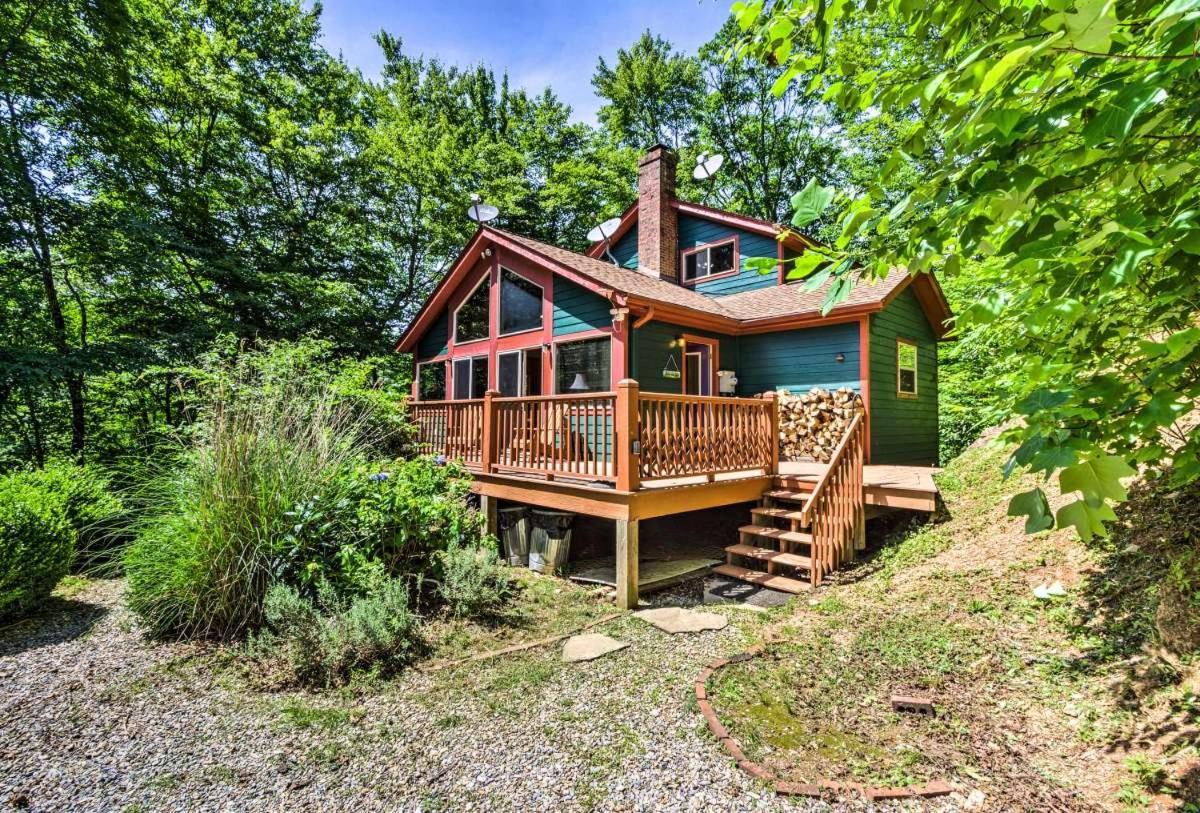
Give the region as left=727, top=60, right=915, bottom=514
left=637, top=146, right=678, bottom=282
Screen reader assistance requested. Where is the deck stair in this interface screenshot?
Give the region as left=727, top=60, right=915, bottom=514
left=714, top=413, right=867, bottom=595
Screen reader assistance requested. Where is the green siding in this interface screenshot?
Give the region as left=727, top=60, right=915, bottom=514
left=553, top=277, right=610, bottom=336
left=737, top=324, right=862, bottom=396
left=416, top=310, right=449, bottom=360
left=869, top=287, right=939, bottom=465
left=679, top=215, right=779, bottom=296
left=609, top=225, right=639, bottom=269
left=630, top=320, right=738, bottom=395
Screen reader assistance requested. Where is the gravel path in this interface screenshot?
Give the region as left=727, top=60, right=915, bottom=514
left=0, top=580, right=884, bottom=813
left=0, top=580, right=974, bottom=813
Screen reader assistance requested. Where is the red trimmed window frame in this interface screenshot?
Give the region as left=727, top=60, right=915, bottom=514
left=679, top=235, right=740, bottom=286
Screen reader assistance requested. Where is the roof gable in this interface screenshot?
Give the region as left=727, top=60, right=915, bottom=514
left=396, top=226, right=953, bottom=353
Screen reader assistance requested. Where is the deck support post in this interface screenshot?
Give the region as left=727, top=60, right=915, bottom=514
left=616, top=379, right=641, bottom=492
left=480, top=494, right=499, bottom=538
left=481, top=389, right=499, bottom=474
left=762, top=391, right=780, bottom=475
left=615, top=518, right=639, bottom=609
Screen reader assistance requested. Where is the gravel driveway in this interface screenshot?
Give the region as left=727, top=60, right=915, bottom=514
left=0, top=579, right=860, bottom=813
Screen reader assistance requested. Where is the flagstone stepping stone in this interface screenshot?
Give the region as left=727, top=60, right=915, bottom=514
left=633, top=607, right=729, bottom=634
left=561, top=633, right=629, bottom=662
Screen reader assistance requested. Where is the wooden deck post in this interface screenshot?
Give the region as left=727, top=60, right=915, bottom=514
left=615, top=518, right=639, bottom=609
left=481, top=389, right=499, bottom=473
left=616, top=379, right=641, bottom=492
left=762, top=390, right=780, bottom=475
left=480, top=494, right=499, bottom=538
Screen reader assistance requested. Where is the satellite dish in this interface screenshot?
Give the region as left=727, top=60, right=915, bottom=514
left=587, top=217, right=622, bottom=243
left=467, top=194, right=499, bottom=224
left=693, top=152, right=725, bottom=181
left=587, top=216, right=624, bottom=266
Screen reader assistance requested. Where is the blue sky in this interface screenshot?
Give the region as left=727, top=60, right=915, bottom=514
left=314, top=0, right=733, bottom=123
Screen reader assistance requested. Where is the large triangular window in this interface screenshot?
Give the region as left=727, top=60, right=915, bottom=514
left=453, top=277, right=490, bottom=344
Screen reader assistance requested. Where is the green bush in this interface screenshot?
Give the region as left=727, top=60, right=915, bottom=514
left=19, top=463, right=125, bottom=562
left=124, top=355, right=372, bottom=639
left=436, top=540, right=512, bottom=619
left=257, top=578, right=419, bottom=687
left=0, top=473, right=73, bottom=620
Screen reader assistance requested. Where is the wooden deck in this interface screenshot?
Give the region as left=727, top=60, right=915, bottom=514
left=777, top=461, right=940, bottom=512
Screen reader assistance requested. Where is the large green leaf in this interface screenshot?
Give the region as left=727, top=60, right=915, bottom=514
left=1056, top=498, right=1118, bottom=541
left=1008, top=488, right=1054, bottom=533
left=1059, top=455, right=1135, bottom=503
left=1083, top=84, right=1168, bottom=147
left=790, top=178, right=835, bottom=228
left=979, top=46, right=1032, bottom=95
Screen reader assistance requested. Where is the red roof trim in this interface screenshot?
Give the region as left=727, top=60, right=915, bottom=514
left=586, top=201, right=638, bottom=260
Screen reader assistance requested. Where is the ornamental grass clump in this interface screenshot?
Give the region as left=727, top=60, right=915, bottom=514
left=125, top=365, right=373, bottom=639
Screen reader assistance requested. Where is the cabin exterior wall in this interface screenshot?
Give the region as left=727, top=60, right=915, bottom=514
left=868, top=287, right=939, bottom=465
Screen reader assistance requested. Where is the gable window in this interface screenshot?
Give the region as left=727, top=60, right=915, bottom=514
left=555, top=336, right=610, bottom=394
left=499, top=268, right=543, bottom=335
left=416, top=361, right=446, bottom=401
left=498, top=347, right=543, bottom=397
left=897, top=339, right=919, bottom=398
left=453, top=277, right=490, bottom=344
left=452, top=355, right=489, bottom=400
left=681, top=238, right=737, bottom=283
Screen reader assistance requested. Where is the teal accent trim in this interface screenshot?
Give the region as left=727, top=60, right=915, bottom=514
left=553, top=276, right=611, bottom=336
left=609, top=224, right=639, bottom=269
left=679, top=214, right=778, bottom=296
left=632, top=320, right=738, bottom=395
left=416, top=310, right=449, bottom=360
left=869, top=287, right=939, bottom=465
left=736, top=324, right=861, bottom=396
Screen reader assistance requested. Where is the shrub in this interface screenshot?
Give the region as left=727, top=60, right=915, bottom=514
left=124, top=361, right=372, bottom=639
left=257, top=578, right=419, bottom=687
left=19, top=463, right=125, bottom=563
left=436, top=540, right=513, bottom=620
left=0, top=473, right=73, bottom=620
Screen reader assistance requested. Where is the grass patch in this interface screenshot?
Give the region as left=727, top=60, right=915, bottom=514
left=52, top=574, right=93, bottom=599
left=277, top=699, right=363, bottom=730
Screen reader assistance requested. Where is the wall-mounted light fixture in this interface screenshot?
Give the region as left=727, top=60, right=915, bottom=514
left=835, top=352, right=846, bottom=363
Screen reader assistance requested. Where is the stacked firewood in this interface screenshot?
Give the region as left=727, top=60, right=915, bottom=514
left=776, top=387, right=865, bottom=462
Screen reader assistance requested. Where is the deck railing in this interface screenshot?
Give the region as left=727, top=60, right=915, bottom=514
left=800, top=412, right=865, bottom=585
left=407, top=380, right=779, bottom=490
left=411, top=399, right=485, bottom=466
left=637, top=392, right=777, bottom=481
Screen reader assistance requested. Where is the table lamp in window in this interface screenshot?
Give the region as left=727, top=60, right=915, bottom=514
left=568, top=373, right=589, bottom=391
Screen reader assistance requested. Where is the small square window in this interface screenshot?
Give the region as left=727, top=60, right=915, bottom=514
left=682, top=238, right=737, bottom=282
left=897, top=339, right=918, bottom=397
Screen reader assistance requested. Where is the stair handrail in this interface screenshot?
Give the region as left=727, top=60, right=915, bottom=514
left=799, top=412, right=864, bottom=526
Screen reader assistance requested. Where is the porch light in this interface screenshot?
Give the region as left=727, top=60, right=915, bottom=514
left=836, top=352, right=846, bottom=363
left=568, top=373, right=589, bottom=391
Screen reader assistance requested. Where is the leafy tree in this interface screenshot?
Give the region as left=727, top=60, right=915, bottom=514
left=733, top=0, right=1200, bottom=539
left=593, top=31, right=705, bottom=149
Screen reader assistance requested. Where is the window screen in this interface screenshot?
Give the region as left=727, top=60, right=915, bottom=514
left=452, top=356, right=488, bottom=399
left=555, top=337, right=610, bottom=394
left=499, top=269, right=543, bottom=335
left=417, top=362, right=445, bottom=401
left=454, top=279, right=489, bottom=343
left=897, top=340, right=918, bottom=396
left=498, top=348, right=543, bottom=397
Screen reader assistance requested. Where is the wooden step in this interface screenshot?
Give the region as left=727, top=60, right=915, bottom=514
left=763, top=489, right=810, bottom=504
left=724, top=543, right=812, bottom=569
left=751, top=506, right=808, bottom=524
left=738, top=524, right=814, bottom=546
left=712, top=563, right=812, bottom=594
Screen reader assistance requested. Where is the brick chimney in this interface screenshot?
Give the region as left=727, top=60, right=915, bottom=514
left=637, top=145, right=678, bottom=282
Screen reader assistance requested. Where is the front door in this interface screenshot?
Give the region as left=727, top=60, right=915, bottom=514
left=683, top=341, right=713, bottom=396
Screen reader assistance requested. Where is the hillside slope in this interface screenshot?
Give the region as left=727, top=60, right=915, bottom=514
left=711, top=440, right=1199, bottom=811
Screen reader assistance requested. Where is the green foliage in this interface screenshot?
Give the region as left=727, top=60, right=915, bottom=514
left=124, top=342, right=377, bottom=639
left=593, top=31, right=704, bottom=149
left=17, top=462, right=125, bottom=561
left=436, top=541, right=513, bottom=620
left=257, top=579, right=419, bottom=688
left=0, top=471, right=74, bottom=619
left=734, top=0, right=1200, bottom=539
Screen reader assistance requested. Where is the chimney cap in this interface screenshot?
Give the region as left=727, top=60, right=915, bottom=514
left=639, top=144, right=677, bottom=165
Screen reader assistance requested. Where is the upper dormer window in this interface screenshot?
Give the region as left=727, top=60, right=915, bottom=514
left=681, top=238, right=737, bottom=283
